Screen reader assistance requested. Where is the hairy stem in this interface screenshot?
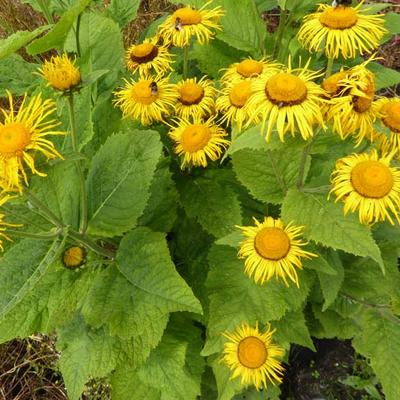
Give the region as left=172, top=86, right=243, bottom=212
left=273, top=8, right=288, bottom=60
left=68, top=231, right=115, bottom=259
left=325, top=57, right=334, bottom=79
left=76, top=14, right=82, bottom=58
left=67, top=94, right=88, bottom=234
left=6, top=229, right=62, bottom=240
left=183, top=45, right=189, bottom=79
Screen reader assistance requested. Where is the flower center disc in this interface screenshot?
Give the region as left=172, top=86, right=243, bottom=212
left=353, top=79, right=375, bottom=113
left=351, top=160, right=393, bottom=198
left=265, top=73, right=307, bottom=106
left=179, top=82, right=204, bottom=105
left=229, top=81, right=252, bottom=107
left=254, top=227, right=290, bottom=260
left=236, top=60, right=263, bottom=78
left=322, top=71, right=347, bottom=96
left=382, top=102, right=400, bottom=133
left=130, top=43, right=158, bottom=63
left=181, top=124, right=211, bottom=152
left=237, top=336, right=268, bottom=369
left=319, top=6, right=358, bottom=29
left=173, top=7, right=202, bottom=25
left=131, top=80, right=158, bottom=105
left=0, top=122, right=31, bottom=154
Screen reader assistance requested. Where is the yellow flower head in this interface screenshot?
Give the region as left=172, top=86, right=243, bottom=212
left=168, top=115, right=230, bottom=168
left=216, top=80, right=256, bottom=132
left=38, top=54, right=81, bottom=91
left=221, top=58, right=281, bottom=84
left=222, top=322, right=285, bottom=390
left=125, top=37, right=173, bottom=77
left=158, top=1, right=224, bottom=47
left=324, top=60, right=379, bottom=146
left=237, top=217, right=316, bottom=287
left=113, top=76, right=177, bottom=125
left=174, top=76, right=216, bottom=120
left=0, top=195, right=21, bottom=251
left=62, top=246, right=86, bottom=269
left=297, top=2, right=386, bottom=59
left=247, top=58, right=326, bottom=142
left=0, top=92, right=64, bottom=193
left=330, top=150, right=400, bottom=225
left=376, top=97, right=400, bottom=158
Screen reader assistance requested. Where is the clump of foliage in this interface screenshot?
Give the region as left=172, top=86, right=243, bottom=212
left=0, top=0, right=399, bottom=399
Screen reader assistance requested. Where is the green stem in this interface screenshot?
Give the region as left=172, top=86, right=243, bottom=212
left=68, top=231, right=115, bottom=259
left=76, top=14, right=82, bottom=58
left=325, top=57, right=334, bottom=79
left=297, top=136, right=316, bottom=190
left=302, top=185, right=331, bottom=194
left=273, top=8, right=288, bottom=60
left=183, top=45, right=189, bottom=79
left=67, top=94, right=88, bottom=234
left=37, top=0, right=54, bottom=24
left=7, top=229, right=62, bottom=240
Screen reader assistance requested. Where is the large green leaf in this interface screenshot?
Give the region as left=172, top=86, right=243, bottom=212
left=27, top=0, right=92, bottom=54
left=353, top=310, right=400, bottom=400
left=368, top=62, right=400, bottom=90
left=232, top=146, right=309, bottom=204
left=57, top=314, right=124, bottom=400
left=0, top=26, right=49, bottom=60
left=204, top=245, right=313, bottom=355
left=281, top=189, right=384, bottom=270
left=216, top=0, right=266, bottom=53
left=178, top=172, right=242, bottom=238
left=86, top=131, right=162, bottom=237
left=116, top=227, right=202, bottom=314
left=106, top=0, right=141, bottom=27
left=0, top=54, right=41, bottom=96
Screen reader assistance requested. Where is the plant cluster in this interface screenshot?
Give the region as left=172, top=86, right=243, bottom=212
left=0, top=0, right=399, bottom=399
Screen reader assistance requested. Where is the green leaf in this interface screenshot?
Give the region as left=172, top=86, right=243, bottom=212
left=106, top=0, right=140, bottom=27
left=317, top=250, right=344, bottom=311
left=117, top=227, right=202, bottom=314
left=0, top=55, right=41, bottom=96
left=210, top=355, right=242, bottom=400
left=178, top=173, right=242, bottom=238
left=226, top=125, right=268, bottom=157
left=168, top=0, right=204, bottom=6
left=353, top=310, right=400, bottom=400
left=81, top=264, right=170, bottom=343
left=204, top=245, right=313, bottom=355
left=273, top=310, right=315, bottom=351
left=0, top=26, right=49, bottom=60
left=192, top=39, right=247, bottom=78
left=138, top=161, right=179, bottom=232
left=216, top=0, right=266, bottom=53
left=111, top=372, right=160, bottom=400
left=232, top=147, right=309, bottom=204
left=31, top=160, right=80, bottom=229
left=27, top=0, right=92, bottom=54
left=86, top=131, right=162, bottom=237
left=368, top=62, right=400, bottom=90
left=281, top=189, right=384, bottom=271
left=57, top=314, right=123, bottom=400
left=384, top=12, right=400, bottom=37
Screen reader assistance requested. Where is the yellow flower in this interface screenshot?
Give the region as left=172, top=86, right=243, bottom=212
left=221, top=58, right=281, bottom=84
left=158, top=1, right=224, bottom=47
left=324, top=60, right=379, bottom=146
left=168, top=116, right=230, bottom=168
left=0, top=92, right=64, bottom=193
left=125, top=37, right=173, bottom=77
left=222, top=322, right=285, bottom=390
left=330, top=150, right=400, bottom=225
left=0, top=195, right=20, bottom=251
left=376, top=97, right=400, bottom=158
left=62, top=246, right=86, bottom=269
left=174, top=76, right=216, bottom=120
left=215, top=80, right=256, bottom=132
left=247, top=59, right=326, bottom=142
left=237, top=217, right=316, bottom=287
left=38, top=54, right=81, bottom=91
left=113, top=76, right=177, bottom=125
left=297, top=3, right=386, bottom=59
